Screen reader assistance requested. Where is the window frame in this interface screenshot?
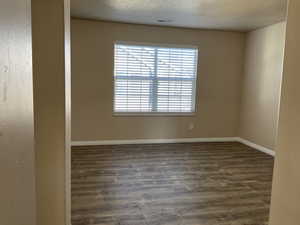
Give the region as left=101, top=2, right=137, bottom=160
left=113, top=41, right=199, bottom=116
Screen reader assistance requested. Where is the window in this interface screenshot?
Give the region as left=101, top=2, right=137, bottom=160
left=114, top=42, right=198, bottom=114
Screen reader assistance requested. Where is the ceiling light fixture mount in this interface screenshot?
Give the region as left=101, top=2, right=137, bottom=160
left=157, top=19, right=173, bottom=23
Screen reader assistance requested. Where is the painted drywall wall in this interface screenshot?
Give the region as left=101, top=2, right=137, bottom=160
left=32, top=0, right=71, bottom=224
left=239, top=22, right=286, bottom=150
left=71, top=19, right=246, bottom=141
left=0, top=1, right=36, bottom=225
left=269, top=0, right=300, bottom=224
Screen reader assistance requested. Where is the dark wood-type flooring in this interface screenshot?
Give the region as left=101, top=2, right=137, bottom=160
left=72, top=142, right=274, bottom=225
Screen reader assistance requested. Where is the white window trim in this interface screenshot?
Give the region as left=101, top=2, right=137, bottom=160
left=113, top=41, right=199, bottom=116
left=115, top=41, right=199, bottom=50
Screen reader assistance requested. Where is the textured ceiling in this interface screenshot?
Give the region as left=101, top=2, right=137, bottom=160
left=71, top=0, right=288, bottom=31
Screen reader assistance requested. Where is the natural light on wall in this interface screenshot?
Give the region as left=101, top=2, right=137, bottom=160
left=113, top=42, right=198, bottom=114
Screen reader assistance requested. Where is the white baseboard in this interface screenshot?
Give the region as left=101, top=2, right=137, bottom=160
left=236, top=138, right=275, bottom=157
left=72, top=137, right=275, bottom=157
left=72, top=137, right=239, bottom=146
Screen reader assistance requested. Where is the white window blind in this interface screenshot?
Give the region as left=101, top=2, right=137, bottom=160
left=114, top=43, right=198, bottom=114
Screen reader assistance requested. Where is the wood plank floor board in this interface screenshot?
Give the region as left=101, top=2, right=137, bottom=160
left=72, top=142, right=274, bottom=225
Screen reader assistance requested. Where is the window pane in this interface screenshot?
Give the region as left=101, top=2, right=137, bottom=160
left=115, top=44, right=155, bottom=77
left=157, top=80, right=194, bottom=112
left=157, top=48, right=197, bottom=79
left=114, top=44, right=155, bottom=112
left=114, top=79, right=153, bottom=112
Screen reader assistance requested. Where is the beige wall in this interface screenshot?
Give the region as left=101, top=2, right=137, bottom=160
left=269, top=0, right=300, bottom=224
left=71, top=19, right=246, bottom=141
left=239, top=22, right=286, bottom=150
left=0, top=0, right=36, bottom=224
left=32, top=0, right=71, bottom=224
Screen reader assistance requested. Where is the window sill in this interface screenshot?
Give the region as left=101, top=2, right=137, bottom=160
left=113, top=112, right=196, bottom=117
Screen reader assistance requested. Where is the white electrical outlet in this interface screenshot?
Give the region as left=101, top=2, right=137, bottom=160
left=188, top=123, right=195, bottom=130
left=0, top=82, right=7, bottom=103
left=1, top=65, right=8, bottom=103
